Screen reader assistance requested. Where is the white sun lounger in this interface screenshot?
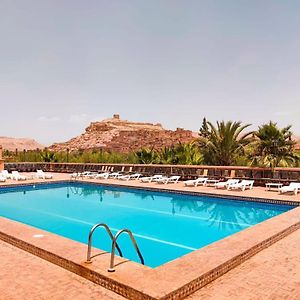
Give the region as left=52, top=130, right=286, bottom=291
left=215, top=179, right=239, bottom=189
left=1, top=170, right=12, bottom=179
left=12, top=171, right=27, bottom=181
left=82, top=172, right=99, bottom=178
left=140, top=174, right=163, bottom=182
left=227, top=180, right=254, bottom=191
left=140, top=175, right=163, bottom=183
left=156, top=176, right=181, bottom=184
left=118, top=173, right=142, bottom=181
left=71, top=172, right=95, bottom=179
left=95, top=172, right=109, bottom=179
left=279, top=182, right=300, bottom=195
left=108, top=172, right=123, bottom=179
left=184, top=177, right=208, bottom=187
left=0, top=175, right=6, bottom=182
left=70, top=172, right=85, bottom=179
left=36, top=170, right=53, bottom=179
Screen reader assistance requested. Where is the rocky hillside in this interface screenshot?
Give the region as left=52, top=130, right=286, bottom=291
left=294, top=136, right=300, bottom=150
left=0, top=137, right=44, bottom=151
left=49, top=114, right=197, bottom=153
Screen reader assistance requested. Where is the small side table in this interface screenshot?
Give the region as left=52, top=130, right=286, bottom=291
left=265, top=183, right=283, bottom=191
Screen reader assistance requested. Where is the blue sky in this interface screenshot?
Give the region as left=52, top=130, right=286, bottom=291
left=1, top=1, right=300, bottom=145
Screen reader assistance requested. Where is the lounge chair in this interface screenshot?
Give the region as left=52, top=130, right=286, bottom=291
left=95, top=172, right=109, bottom=179
left=140, top=175, right=163, bottom=183
left=81, top=171, right=98, bottom=178
left=36, top=170, right=53, bottom=179
left=118, top=173, right=142, bottom=181
left=1, top=170, right=12, bottom=179
left=11, top=171, right=27, bottom=181
left=156, top=176, right=181, bottom=184
left=279, top=182, right=300, bottom=195
left=227, top=180, right=254, bottom=191
left=0, top=175, right=6, bottom=182
left=215, top=179, right=239, bottom=189
left=184, top=177, right=208, bottom=187
left=108, top=172, right=123, bottom=179
left=70, top=172, right=79, bottom=178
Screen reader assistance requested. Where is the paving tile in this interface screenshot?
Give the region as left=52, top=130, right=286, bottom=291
left=0, top=241, right=125, bottom=300
left=187, top=228, right=300, bottom=300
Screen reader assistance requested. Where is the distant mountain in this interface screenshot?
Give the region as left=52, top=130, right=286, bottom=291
left=0, top=137, right=44, bottom=151
left=294, top=136, right=300, bottom=150
left=49, top=114, right=197, bottom=153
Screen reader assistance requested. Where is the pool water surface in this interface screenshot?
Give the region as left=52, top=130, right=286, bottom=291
left=0, top=182, right=294, bottom=267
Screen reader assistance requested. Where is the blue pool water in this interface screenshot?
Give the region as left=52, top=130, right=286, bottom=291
left=0, top=182, right=294, bottom=268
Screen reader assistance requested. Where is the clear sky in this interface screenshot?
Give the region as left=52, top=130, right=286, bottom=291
left=1, top=0, right=300, bottom=145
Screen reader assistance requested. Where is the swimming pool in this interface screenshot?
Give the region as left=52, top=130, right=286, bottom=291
left=0, top=182, right=294, bottom=267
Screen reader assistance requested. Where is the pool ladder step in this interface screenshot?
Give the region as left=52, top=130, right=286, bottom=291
left=86, top=223, right=144, bottom=272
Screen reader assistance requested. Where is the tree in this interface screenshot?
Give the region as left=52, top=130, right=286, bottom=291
left=250, top=121, right=299, bottom=168
left=40, top=151, right=57, bottom=162
left=174, top=143, right=202, bottom=165
left=199, top=117, right=210, bottom=138
left=157, top=146, right=177, bottom=164
left=135, top=148, right=158, bottom=164
left=198, top=120, right=253, bottom=166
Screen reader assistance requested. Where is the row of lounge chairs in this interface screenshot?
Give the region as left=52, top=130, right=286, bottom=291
left=71, top=171, right=300, bottom=194
left=2, top=169, right=300, bottom=195
left=184, top=176, right=300, bottom=194
left=71, top=171, right=142, bottom=181
left=0, top=170, right=53, bottom=181
left=184, top=178, right=254, bottom=191
left=71, top=171, right=181, bottom=184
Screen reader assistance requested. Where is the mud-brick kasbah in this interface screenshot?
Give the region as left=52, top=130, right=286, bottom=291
left=49, top=114, right=198, bottom=153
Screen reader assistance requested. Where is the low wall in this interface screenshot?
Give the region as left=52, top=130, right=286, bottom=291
left=4, top=162, right=300, bottom=185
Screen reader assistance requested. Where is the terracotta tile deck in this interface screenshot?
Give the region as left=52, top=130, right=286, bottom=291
left=1, top=173, right=300, bottom=299
left=187, top=227, right=300, bottom=300
left=0, top=240, right=125, bottom=300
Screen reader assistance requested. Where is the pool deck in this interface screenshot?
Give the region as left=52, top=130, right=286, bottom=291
left=187, top=226, right=300, bottom=300
left=0, top=240, right=125, bottom=300
left=1, top=173, right=300, bottom=299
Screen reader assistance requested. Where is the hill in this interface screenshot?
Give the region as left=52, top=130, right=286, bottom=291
left=294, top=136, right=300, bottom=150
left=49, top=114, right=197, bottom=153
left=0, top=137, right=44, bottom=151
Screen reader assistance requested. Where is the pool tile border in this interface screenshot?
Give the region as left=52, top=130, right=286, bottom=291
left=1, top=179, right=299, bottom=207
left=83, top=180, right=300, bottom=207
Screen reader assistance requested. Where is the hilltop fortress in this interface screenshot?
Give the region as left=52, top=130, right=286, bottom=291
left=49, top=114, right=197, bottom=153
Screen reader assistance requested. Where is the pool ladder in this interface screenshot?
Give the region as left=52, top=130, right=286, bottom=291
left=86, top=223, right=144, bottom=272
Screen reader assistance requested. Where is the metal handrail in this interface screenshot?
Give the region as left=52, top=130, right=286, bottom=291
left=86, top=223, right=122, bottom=263
left=108, top=229, right=144, bottom=272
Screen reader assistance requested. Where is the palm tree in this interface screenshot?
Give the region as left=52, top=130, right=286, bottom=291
left=250, top=121, right=299, bottom=168
left=157, top=146, right=177, bottom=164
left=40, top=151, right=57, bottom=162
left=198, top=120, right=253, bottom=166
left=174, top=143, right=203, bottom=165
left=135, top=148, right=158, bottom=164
